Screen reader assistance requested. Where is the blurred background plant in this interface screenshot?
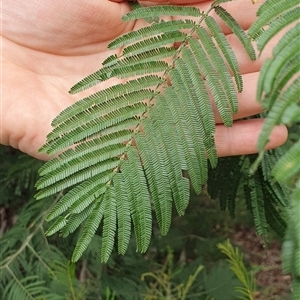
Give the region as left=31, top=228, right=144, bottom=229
left=0, top=144, right=293, bottom=299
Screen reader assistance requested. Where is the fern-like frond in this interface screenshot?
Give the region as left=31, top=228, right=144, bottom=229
left=67, top=75, right=163, bottom=117
left=122, top=5, right=202, bottom=21
left=248, top=0, right=298, bottom=38
left=214, top=6, right=256, bottom=60
left=128, top=1, right=159, bottom=24
left=3, top=275, right=50, bottom=300
left=45, top=174, right=108, bottom=222
left=53, top=89, right=157, bottom=134
left=188, top=37, right=233, bottom=126
left=196, top=26, right=239, bottom=114
left=121, top=32, right=186, bottom=57
left=122, top=147, right=152, bottom=253
left=167, top=67, right=208, bottom=192
left=61, top=203, right=96, bottom=237
left=114, top=173, right=131, bottom=255
left=264, top=196, right=287, bottom=238
left=36, top=3, right=254, bottom=262
left=108, top=20, right=195, bottom=50
left=256, top=7, right=300, bottom=52
left=244, top=169, right=268, bottom=238
left=45, top=216, right=67, bottom=236
left=257, top=77, right=300, bottom=150
left=112, top=61, right=169, bottom=79
left=204, top=15, right=243, bottom=92
left=101, top=187, right=117, bottom=262
left=36, top=159, right=119, bottom=198
left=262, top=53, right=300, bottom=112
left=260, top=148, right=290, bottom=206
left=260, top=46, right=299, bottom=101
left=136, top=121, right=173, bottom=235
left=72, top=198, right=105, bottom=262
left=208, top=156, right=245, bottom=218
left=272, top=139, right=300, bottom=184
left=43, top=106, right=145, bottom=155
left=117, top=47, right=178, bottom=67
left=146, top=100, right=191, bottom=215
left=247, top=0, right=299, bottom=280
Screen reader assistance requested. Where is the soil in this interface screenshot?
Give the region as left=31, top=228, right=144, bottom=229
left=230, top=226, right=292, bottom=300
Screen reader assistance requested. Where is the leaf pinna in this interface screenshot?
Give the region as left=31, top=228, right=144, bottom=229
left=36, top=2, right=254, bottom=262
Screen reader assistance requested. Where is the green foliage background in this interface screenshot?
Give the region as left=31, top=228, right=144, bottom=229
left=1, top=145, right=259, bottom=299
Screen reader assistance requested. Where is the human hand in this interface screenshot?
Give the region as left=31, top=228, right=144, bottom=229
left=1, top=0, right=287, bottom=160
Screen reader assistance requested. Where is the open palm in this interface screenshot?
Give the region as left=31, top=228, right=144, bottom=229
left=1, top=0, right=287, bottom=160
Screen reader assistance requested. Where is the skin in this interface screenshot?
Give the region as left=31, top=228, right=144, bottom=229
left=1, top=0, right=287, bottom=160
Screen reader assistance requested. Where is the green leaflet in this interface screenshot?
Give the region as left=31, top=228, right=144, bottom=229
left=61, top=203, right=96, bottom=237
left=148, top=99, right=190, bottom=215
left=273, top=23, right=300, bottom=57
left=256, top=7, right=300, bottom=52
left=128, top=0, right=159, bottom=24
left=122, top=32, right=186, bottom=57
left=113, top=47, right=177, bottom=67
left=72, top=198, right=106, bottom=262
left=257, top=77, right=300, bottom=150
left=123, top=148, right=152, bottom=253
left=46, top=216, right=67, bottom=236
left=261, top=149, right=290, bottom=208
left=36, top=159, right=119, bottom=197
left=114, top=173, right=131, bottom=255
left=68, top=65, right=115, bottom=94
left=245, top=170, right=268, bottom=239
left=272, top=140, right=300, bottom=184
left=208, top=156, right=245, bottom=218
left=194, top=26, right=238, bottom=115
left=108, top=19, right=195, bottom=49
left=260, top=42, right=299, bottom=97
left=262, top=53, right=300, bottom=111
left=39, top=130, right=133, bottom=176
left=122, top=5, right=202, bottom=21
left=248, top=0, right=298, bottom=37
left=214, top=6, right=256, bottom=60
left=204, top=15, right=243, bottom=92
left=45, top=174, right=109, bottom=221
left=264, top=193, right=287, bottom=238
left=45, top=90, right=154, bottom=144
left=136, top=124, right=173, bottom=235
left=101, top=186, right=117, bottom=263
left=167, top=67, right=208, bottom=193
left=188, top=37, right=233, bottom=126
left=42, top=103, right=147, bottom=155
left=67, top=75, right=163, bottom=116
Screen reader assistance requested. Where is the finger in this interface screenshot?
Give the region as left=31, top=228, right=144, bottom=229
left=28, top=119, right=288, bottom=161
left=214, top=119, right=288, bottom=157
